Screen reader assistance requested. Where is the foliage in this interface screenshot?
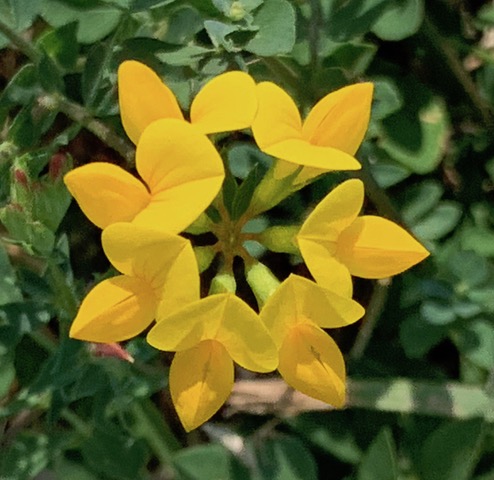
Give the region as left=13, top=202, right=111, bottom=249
left=0, top=0, right=494, bottom=479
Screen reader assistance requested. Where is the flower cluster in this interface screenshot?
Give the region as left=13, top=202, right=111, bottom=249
left=64, top=61, right=429, bottom=431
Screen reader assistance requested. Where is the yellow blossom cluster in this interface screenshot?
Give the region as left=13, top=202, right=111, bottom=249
left=64, top=61, right=429, bottom=431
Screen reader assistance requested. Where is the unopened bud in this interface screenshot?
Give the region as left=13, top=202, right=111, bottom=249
left=13, top=169, right=29, bottom=187
left=90, top=342, right=135, bottom=363
left=49, top=152, right=67, bottom=180
left=245, top=261, right=280, bottom=307
left=228, top=1, right=246, bottom=21
left=209, top=272, right=236, bottom=294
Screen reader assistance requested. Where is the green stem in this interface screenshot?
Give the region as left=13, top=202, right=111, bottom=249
left=0, top=18, right=41, bottom=62
left=261, top=57, right=301, bottom=95
left=131, top=399, right=180, bottom=470
left=356, top=155, right=402, bottom=223
left=0, top=17, right=135, bottom=163
left=39, top=93, right=135, bottom=164
left=420, top=16, right=494, bottom=128
left=308, top=0, right=322, bottom=74
left=349, top=278, right=391, bottom=361
left=61, top=408, right=93, bottom=438
left=46, top=261, right=79, bottom=337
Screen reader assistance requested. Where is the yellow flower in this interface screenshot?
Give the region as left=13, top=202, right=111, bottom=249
left=69, top=223, right=199, bottom=343
left=64, top=119, right=224, bottom=233
left=260, top=274, right=365, bottom=406
left=297, top=179, right=430, bottom=295
left=251, top=81, right=373, bottom=170
left=147, top=294, right=278, bottom=431
left=118, top=60, right=258, bottom=144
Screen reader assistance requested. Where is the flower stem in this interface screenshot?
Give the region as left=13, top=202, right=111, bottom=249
left=39, top=93, right=135, bottom=164
left=0, top=18, right=41, bottom=62
left=131, top=399, right=180, bottom=471
left=0, top=17, right=135, bottom=163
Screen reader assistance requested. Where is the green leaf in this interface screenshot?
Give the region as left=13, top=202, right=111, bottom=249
left=0, top=205, right=55, bottom=256
left=476, top=4, right=494, bottom=25
left=372, top=0, right=424, bottom=41
left=380, top=97, right=450, bottom=174
left=460, top=225, right=494, bottom=258
left=418, top=419, right=484, bottom=480
left=328, top=0, right=389, bottom=41
left=401, top=180, right=443, bottom=225
left=41, top=0, right=122, bottom=44
left=245, top=0, right=296, bottom=56
left=254, top=435, right=318, bottom=480
left=0, top=432, right=50, bottom=480
left=0, top=65, right=40, bottom=110
left=231, top=164, right=262, bottom=220
left=412, top=202, right=462, bottom=241
left=0, top=354, right=15, bottom=397
left=448, top=250, right=490, bottom=289
left=357, top=427, right=398, bottom=480
left=33, top=177, right=73, bottom=232
left=370, top=78, right=403, bottom=120
left=0, top=242, right=23, bottom=306
left=163, top=5, right=203, bottom=44
left=324, top=42, right=378, bottom=77
left=8, top=105, right=37, bottom=149
left=370, top=158, right=411, bottom=188
left=228, top=143, right=272, bottom=179
left=454, top=319, right=494, bottom=370
left=157, top=45, right=213, bottom=66
left=37, top=22, right=79, bottom=71
left=0, top=0, right=43, bottom=48
left=420, top=299, right=457, bottom=325
left=81, top=425, right=149, bottom=480
left=204, top=20, right=240, bottom=51
left=37, top=53, right=65, bottom=93
left=174, top=443, right=249, bottom=480
left=53, top=459, right=100, bottom=480
left=286, top=412, right=362, bottom=464
left=400, top=314, right=448, bottom=358
left=222, top=171, right=238, bottom=218
left=130, top=0, right=176, bottom=11
left=81, top=42, right=113, bottom=110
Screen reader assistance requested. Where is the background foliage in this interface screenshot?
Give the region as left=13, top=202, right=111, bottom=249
left=0, top=0, right=493, bottom=478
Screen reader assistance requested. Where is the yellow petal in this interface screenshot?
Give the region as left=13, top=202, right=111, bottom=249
left=69, top=276, right=157, bottom=343
left=251, top=81, right=302, bottom=150
left=215, top=294, right=278, bottom=373
left=190, top=71, right=257, bottom=134
left=278, top=323, right=346, bottom=407
left=261, top=275, right=364, bottom=346
left=263, top=138, right=361, bottom=170
left=147, top=295, right=222, bottom=351
left=302, top=83, right=373, bottom=155
left=170, top=340, right=233, bottom=432
left=148, top=294, right=278, bottom=372
left=299, top=178, right=364, bottom=242
left=64, top=163, right=150, bottom=229
left=297, top=179, right=365, bottom=295
left=296, top=242, right=353, bottom=297
left=102, top=223, right=200, bottom=312
left=336, top=215, right=430, bottom=278
left=118, top=60, right=183, bottom=145
left=134, top=119, right=224, bottom=233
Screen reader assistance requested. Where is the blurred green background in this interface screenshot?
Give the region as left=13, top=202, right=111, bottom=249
left=0, top=0, right=493, bottom=479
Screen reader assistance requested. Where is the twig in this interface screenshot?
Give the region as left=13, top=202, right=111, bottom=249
left=349, top=278, right=391, bottom=361
left=0, top=17, right=135, bottom=164
left=421, top=16, right=494, bottom=129
left=0, top=18, right=41, bottom=63
left=39, top=93, right=135, bottom=164
left=227, top=377, right=494, bottom=422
